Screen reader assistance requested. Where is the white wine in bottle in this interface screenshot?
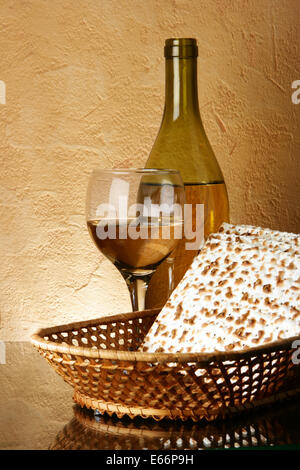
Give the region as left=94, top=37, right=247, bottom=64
left=145, top=38, right=229, bottom=308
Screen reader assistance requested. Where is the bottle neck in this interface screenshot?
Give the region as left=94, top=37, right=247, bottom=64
left=163, top=57, right=200, bottom=122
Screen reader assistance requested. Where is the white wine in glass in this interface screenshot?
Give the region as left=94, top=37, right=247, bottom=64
left=86, top=169, right=185, bottom=311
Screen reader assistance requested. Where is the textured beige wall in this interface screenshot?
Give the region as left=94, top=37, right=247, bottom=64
left=0, top=0, right=299, bottom=340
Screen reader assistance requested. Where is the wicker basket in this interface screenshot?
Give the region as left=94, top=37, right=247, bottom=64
left=30, top=308, right=300, bottom=422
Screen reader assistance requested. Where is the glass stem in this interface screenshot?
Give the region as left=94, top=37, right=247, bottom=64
left=122, top=273, right=153, bottom=311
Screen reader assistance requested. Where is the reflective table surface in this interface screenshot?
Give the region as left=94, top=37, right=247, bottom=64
left=1, top=342, right=300, bottom=450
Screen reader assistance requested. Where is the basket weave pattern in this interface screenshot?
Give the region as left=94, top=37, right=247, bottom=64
left=31, top=309, right=300, bottom=421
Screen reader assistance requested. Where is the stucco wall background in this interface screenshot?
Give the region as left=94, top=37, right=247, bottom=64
left=0, top=0, right=299, bottom=340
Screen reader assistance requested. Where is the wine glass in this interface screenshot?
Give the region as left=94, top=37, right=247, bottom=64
left=86, top=168, right=185, bottom=311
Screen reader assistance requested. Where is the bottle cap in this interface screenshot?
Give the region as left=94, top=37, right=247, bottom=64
left=164, top=38, right=198, bottom=58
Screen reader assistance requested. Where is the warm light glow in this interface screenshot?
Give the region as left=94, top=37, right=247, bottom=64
left=0, top=1, right=299, bottom=340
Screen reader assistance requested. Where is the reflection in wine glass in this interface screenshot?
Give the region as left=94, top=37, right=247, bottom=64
left=86, top=169, right=185, bottom=311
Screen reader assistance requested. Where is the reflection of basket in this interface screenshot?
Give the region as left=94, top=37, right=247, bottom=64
left=50, top=404, right=299, bottom=450
left=31, top=309, right=300, bottom=422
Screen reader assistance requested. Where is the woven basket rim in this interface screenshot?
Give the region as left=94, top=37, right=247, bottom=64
left=30, top=308, right=300, bottom=364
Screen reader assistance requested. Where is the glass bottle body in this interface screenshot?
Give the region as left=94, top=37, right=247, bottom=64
left=145, top=39, right=229, bottom=308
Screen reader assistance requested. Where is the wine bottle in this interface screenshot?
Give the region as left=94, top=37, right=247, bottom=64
left=145, top=38, right=229, bottom=308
